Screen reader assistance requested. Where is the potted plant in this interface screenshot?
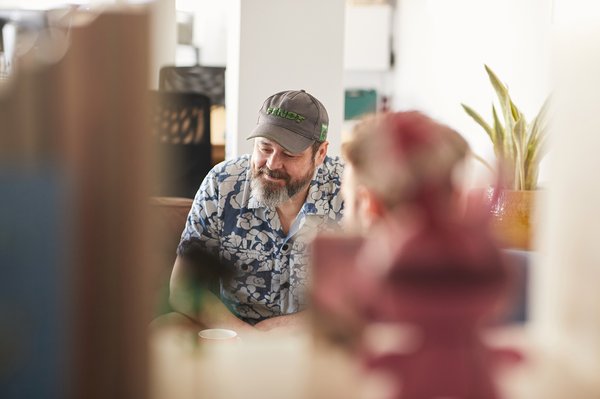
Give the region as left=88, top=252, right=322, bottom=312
left=462, top=65, right=550, bottom=249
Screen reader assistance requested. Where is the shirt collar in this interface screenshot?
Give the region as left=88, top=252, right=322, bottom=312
left=302, top=161, right=329, bottom=216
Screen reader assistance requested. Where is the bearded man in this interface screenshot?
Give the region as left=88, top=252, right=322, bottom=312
left=169, top=90, right=344, bottom=334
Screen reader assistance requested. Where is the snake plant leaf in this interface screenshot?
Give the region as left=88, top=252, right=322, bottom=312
left=512, top=118, right=527, bottom=190
left=524, top=97, right=551, bottom=169
left=525, top=129, right=548, bottom=190
left=531, top=125, right=550, bottom=161
left=524, top=163, right=539, bottom=190
left=462, top=65, right=550, bottom=190
left=524, top=132, right=537, bottom=170
left=537, top=95, right=552, bottom=122
left=484, top=65, right=516, bottom=122
left=527, top=96, right=551, bottom=148
left=492, top=105, right=505, bottom=158
left=501, top=90, right=516, bottom=166
left=514, top=115, right=527, bottom=150
left=510, top=99, right=522, bottom=122
left=461, top=103, right=494, bottom=141
left=526, top=126, right=550, bottom=170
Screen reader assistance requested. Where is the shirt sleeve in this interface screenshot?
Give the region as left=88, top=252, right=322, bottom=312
left=177, top=168, right=222, bottom=257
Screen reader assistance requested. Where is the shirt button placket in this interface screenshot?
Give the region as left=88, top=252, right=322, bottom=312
left=277, top=239, right=291, bottom=312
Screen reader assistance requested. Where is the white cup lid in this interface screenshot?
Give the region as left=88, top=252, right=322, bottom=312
left=198, top=328, right=238, bottom=340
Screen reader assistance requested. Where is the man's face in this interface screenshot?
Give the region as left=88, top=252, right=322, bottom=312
left=251, top=138, right=322, bottom=207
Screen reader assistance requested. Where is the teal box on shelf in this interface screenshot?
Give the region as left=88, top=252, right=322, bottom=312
left=344, top=89, right=377, bottom=120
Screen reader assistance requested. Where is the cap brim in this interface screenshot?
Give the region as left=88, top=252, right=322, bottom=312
left=247, top=123, right=314, bottom=154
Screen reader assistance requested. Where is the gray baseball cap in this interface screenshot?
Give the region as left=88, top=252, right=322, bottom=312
left=247, top=89, right=329, bottom=154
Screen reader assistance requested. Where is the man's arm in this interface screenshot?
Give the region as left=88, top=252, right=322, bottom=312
left=169, top=256, right=256, bottom=334
left=168, top=164, right=257, bottom=335
left=253, top=310, right=308, bottom=333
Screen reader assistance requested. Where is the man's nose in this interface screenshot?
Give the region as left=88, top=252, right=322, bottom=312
left=266, top=152, right=283, bottom=171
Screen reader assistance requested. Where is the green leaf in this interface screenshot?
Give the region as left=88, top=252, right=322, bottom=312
left=461, top=103, right=494, bottom=142
left=524, top=96, right=551, bottom=172
left=524, top=132, right=537, bottom=171
left=463, top=65, right=551, bottom=190
left=512, top=118, right=527, bottom=190
left=527, top=95, right=551, bottom=151
left=536, top=124, right=550, bottom=159
left=500, top=90, right=516, bottom=168
left=492, top=105, right=505, bottom=158
left=529, top=125, right=550, bottom=166
left=485, top=65, right=516, bottom=124
left=524, top=163, right=539, bottom=190
left=514, top=116, right=526, bottom=148
left=510, top=99, right=521, bottom=122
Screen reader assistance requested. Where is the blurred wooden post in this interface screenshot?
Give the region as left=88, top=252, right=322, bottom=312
left=0, top=9, right=154, bottom=399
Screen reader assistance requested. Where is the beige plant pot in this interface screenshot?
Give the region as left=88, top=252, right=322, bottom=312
left=486, top=188, right=537, bottom=251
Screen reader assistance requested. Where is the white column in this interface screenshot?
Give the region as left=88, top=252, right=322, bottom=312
left=148, top=0, right=176, bottom=89
left=225, top=0, right=345, bottom=159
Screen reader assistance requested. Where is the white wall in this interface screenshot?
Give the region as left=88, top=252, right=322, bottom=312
left=176, top=0, right=227, bottom=66
left=226, top=0, right=346, bottom=158
left=393, top=0, right=553, bottom=173
left=342, top=3, right=395, bottom=138
left=344, top=4, right=392, bottom=71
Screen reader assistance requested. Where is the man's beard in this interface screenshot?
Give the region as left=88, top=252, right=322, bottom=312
left=250, top=164, right=315, bottom=208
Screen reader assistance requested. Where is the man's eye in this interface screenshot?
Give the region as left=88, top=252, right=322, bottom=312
left=260, top=147, right=272, bottom=153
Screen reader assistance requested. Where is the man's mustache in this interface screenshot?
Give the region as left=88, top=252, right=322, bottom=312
left=258, top=166, right=290, bottom=182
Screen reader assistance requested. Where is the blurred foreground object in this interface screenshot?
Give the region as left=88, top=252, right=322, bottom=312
left=528, top=18, right=600, bottom=399
left=176, top=238, right=235, bottom=314
left=341, top=111, right=470, bottom=233
left=313, top=208, right=517, bottom=399
left=361, top=208, right=513, bottom=399
left=314, top=111, right=518, bottom=399
left=0, top=8, right=154, bottom=399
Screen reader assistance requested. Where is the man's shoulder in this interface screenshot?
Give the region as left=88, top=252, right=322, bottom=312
left=318, top=155, right=344, bottom=185
left=198, top=154, right=250, bottom=199
left=323, top=155, right=345, bottom=170
left=211, top=154, right=250, bottom=174
left=310, top=155, right=344, bottom=218
left=210, top=154, right=251, bottom=178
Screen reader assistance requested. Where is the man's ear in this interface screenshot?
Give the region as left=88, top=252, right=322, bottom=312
left=315, top=141, right=328, bottom=166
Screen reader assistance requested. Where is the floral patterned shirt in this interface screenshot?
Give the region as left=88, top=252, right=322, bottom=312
left=178, top=154, right=344, bottom=324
